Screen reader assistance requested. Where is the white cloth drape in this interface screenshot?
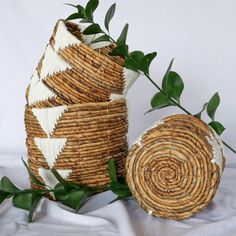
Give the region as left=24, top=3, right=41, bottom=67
left=0, top=155, right=236, bottom=236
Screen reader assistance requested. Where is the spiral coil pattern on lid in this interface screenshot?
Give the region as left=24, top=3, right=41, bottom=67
left=126, top=114, right=225, bottom=220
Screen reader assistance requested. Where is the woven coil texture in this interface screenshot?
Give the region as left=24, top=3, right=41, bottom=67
left=126, top=114, right=225, bottom=220
left=24, top=19, right=134, bottom=190
left=26, top=20, right=139, bottom=108
left=25, top=99, right=128, bottom=189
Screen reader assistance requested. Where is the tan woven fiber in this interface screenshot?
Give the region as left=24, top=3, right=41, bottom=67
left=49, top=20, right=123, bottom=66
left=126, top=114, right=225, bottom=220
left=25, top=79, right=71, bottom=108
left=26, top=20, right=139, bottom=108
left=45, top=19, right=126, bottom=102
left=56, top=21, right=124, bottom=66
left=25, top=99, right=128, bottom=188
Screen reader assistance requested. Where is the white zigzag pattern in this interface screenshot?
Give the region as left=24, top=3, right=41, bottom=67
left=32, top=106, right=68, bottom=137
left=34, top=138, right=67, bottom=168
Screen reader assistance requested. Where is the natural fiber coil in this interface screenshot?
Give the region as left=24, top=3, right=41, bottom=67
left=26, top=20, right=139, bottom=108
left=126, top=114, right=225, bottom=220
left=25, top=99, right=128, bottom=188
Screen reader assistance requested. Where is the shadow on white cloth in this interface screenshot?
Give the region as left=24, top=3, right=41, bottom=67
left=0, top=156, right=236, bottom=236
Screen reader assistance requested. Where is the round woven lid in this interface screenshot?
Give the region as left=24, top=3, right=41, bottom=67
left=126, top=114, right=225, bottom=220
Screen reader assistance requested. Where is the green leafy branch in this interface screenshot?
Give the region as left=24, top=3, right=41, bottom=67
left=149, top=60, right=225, bottom=135
left=65, top=0, right=235, bottom=153
left=0, top=159, right=132, bottom=222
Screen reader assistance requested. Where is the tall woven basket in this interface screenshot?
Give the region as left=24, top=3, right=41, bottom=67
left=126, top=114, right=225, bottom=220
left=24, top=19, right=137, bottom=190
left=25, top=99, right=128, bottom=189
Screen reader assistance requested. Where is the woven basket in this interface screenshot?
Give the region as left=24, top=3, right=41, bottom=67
left=25, top=98, right=128, bottom=189
left=126, top=114, right=225, bottom=220
left=26, top=20, right=139, bottom=108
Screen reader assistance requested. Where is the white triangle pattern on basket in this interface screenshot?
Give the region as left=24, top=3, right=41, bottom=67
left=34, top=138, right=67, bottom=168
left=109, top=93, right=125, bottom=101
left=40, top=44, right=72, bottom=80
left=28, top=71, right=57, bottom=105
left=32, top=106, right=68, bottom=137
left=123, top=68, right=140, bottom=94
left=38, top=167, right=72, bottom=189
left=54, top=20, right=82, bottom=52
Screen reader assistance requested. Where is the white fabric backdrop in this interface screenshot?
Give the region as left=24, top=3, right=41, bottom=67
left=1, top=0, right=236, bottom=155
left=1, top=0, right=236, bottom=235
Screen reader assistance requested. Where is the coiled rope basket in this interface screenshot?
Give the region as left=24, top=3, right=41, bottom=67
left=126, top=114, right=225, bottom=220
left=25, top=99, right=128, bottom=189
left=25, top=20, right=139, bottom=108
left=24, top=19, right=138, bottom=190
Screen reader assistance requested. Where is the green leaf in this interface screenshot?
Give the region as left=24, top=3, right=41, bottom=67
left=124, top=51, right=145, bottom=71
left=110, top=182, right=131, bottom=197
left=162, top=58, right=174, bottom=88
left=108, top=159, right=117, bottom=183
left=117, top=176, right=128, bottom=185
left=75, top=191, right=91, bottom=211
left=62, top=190, right=86, bottom=209
left=194, top=102, right=208, bottom=119
left=83, top=23, right=102, bottom=35
left=13, top=193, right=32, bottom=210
left=0, top=190, right=11, bottom=204
left=166, top=58, right=174, bottom=75
left=151, top=92, right=173, bottom=109
left=22, top=158, right=45, bottom=187
left=13, top=192, right=43, bottom=221
left=129, top=51, right=145, bottom=62
left=162, top=71, right=184, bottom=103
left=124, top=57, right=139, bottom=71
left=1, top=177, right=19, bottom=193
left=64, top=3, right=77, bottom=8
left=54, top=183, right=68, bottom=202
left=80, top=19, right=92, bottom=23
left=66, top=12, right=84, bottom=21
left=28, top=194, right=42, bottom=223
left=85, top=0, right=99, bottom=22
left=207, top=92, right=220, bottom=120
left=116, top=24, right=129, bottom=46
left=209, top=121, right=225, bottom=135
left=105, top=3, right=116, bottom=32
left=141, top=52, right=157, bottom=74
left=109, top=44, right=129, bottom=58
left=91, top=34, right=110, bottom=44
left=64, top=3, right=85, bottom=13
left=51, top=168, right=72, bottom=190
left=69, top=182, right=96, bottom=192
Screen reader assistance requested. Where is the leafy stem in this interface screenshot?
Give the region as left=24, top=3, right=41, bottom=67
left=222, top=141, right=236, bottom=154
left=144, top=73, right=236, bottom=153
left=65, top=0, right=236, bottom=153
left=144, top=72, right=191, bottom=115
left=0, top=159, right=131, bottom=222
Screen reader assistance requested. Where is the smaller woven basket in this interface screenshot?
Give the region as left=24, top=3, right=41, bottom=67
left=26, top=20, right=139, bottom=108
left=126, top=114, right=225, bottom=220
left=25, top=99, right=128, bottom=189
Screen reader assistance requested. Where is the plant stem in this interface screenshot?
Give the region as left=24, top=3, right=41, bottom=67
left=80, top=17, right=236, bottom=154
left=101, top=30, right=116, bottom=43
left=144, top=73, right=236, bottom=153
left=144, top=73, right=191, bottom=115
left=222, top=140, right=236, bottom=153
